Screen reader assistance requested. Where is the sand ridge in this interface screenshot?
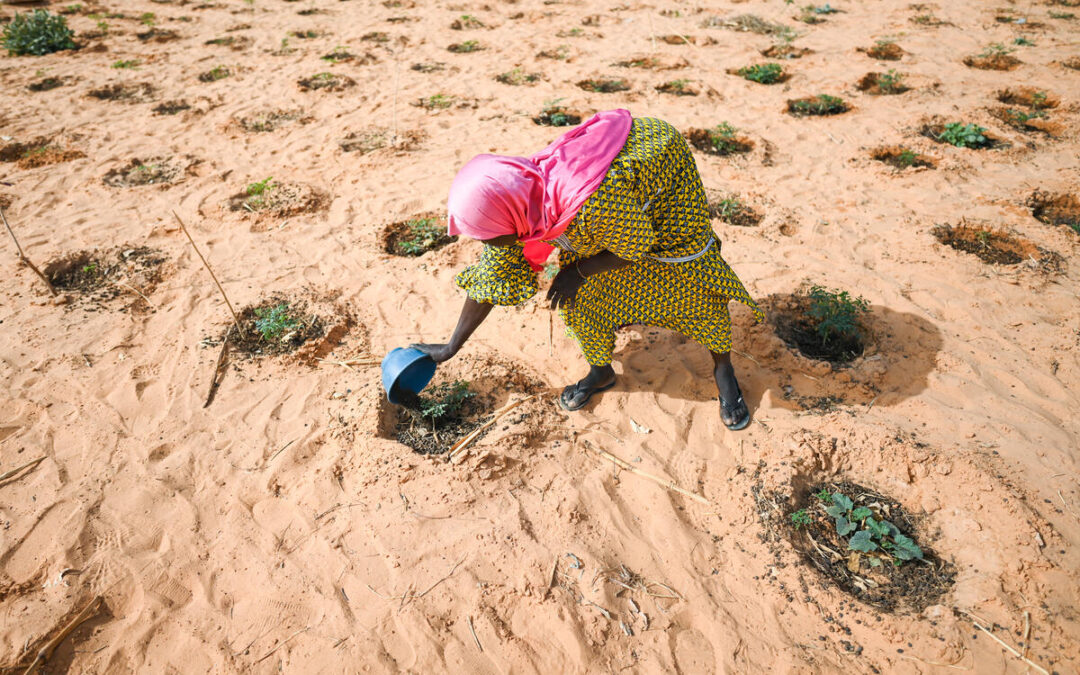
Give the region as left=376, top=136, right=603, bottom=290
left=1, top=0, right=1079, bottom=673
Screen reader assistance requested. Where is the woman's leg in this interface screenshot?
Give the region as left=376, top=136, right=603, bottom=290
left=711, top=350, right=750, bottom=429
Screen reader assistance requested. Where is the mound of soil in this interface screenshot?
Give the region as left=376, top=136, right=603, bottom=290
left=297, top=73, right=356, bottom=91
left=769, top=293, right=867, bottom=363
left=577, top=78, right=630, bottom=93
left=237, top=109, right=306, bottom=133
left=613, top=55, right=689, bottom=70
left=226, top=297, right=326, bottom=357
left=760, top=44, right=812, bottom=59
left=655, top=80, right=698, bottom=96
left=860, top=42, right=904, bottom=60
left=27, top=77, right=66, bottom=92
left=383, top=214, right=456, bottom=256
left=45, top=246, right=166, bottom=310
left=769, top=481, right=955, bottom=613
left=685, top=128, right=754, bottom=156
left=104, top=156, right=196, bottom=188
left=88, top=82, right=159, bottom=103
left=786, top=95, right=850, bottom=116
left=871, top=146, right=935, bottom=170
left=932, top=223, right=1061, bottom=268
left=963, top=54, right=1021, bottom=71
left=0, top=138, right=86, bottom=170
left=707, top=192, right=762, bottom=226
left=1028, top=192, right=1080, bottom=233
left=856, top=72, right=910, bottom=95
left=393, top=381, right=490, bottom=455
left=228, top=182, right=328, bottom=218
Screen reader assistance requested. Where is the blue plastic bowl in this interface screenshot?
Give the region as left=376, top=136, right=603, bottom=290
left=381, top=347, right=437, bottom=404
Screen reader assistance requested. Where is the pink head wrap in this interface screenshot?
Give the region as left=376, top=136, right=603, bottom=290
left=447, top=109, right=633, bottom=270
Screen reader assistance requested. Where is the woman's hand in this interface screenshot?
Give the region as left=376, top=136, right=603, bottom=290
left=547, top=266, right=586, bottom=310
left=410, top=343, right=457, bottom=363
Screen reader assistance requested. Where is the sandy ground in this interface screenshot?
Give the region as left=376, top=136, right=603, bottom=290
left=1, top=0, right=1079, bottom=672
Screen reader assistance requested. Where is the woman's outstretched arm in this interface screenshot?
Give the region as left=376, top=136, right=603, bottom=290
left=411, top=296, right=493, bottom=362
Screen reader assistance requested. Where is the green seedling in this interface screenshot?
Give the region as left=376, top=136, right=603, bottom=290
left=246, top=176, right=275, bottom=196
left=1031, top=91, right=1049, bottom=109
left=807, top=285, right=869, bottom=344
left=199, top=65, right=231, bottom=82
left=875, top=69, right=905, bottom=93
left=822, top=490, right=923, bottom=562
left=705, top=122, right=744, bottom=154
left=254, top=303, right=299, bottom=341
left=96, top=20, right=109, bottom=35
left=791, top=509, right=811, bottom=529
left=712, top=197, right=743, bottom=219
left=321, top=46, right=351, bottom=62
left=112, top=59, right=140, bottom=69
left=789, top=94, right=847, bottom=115
left=453, top=14, right=484, bottom=29
left=895, top=149, right=918, bottom=167
left=978, top=42, right=1014, bottom=58
left=815, top=489, right=832, bottom=502
left=1013, top=37, right=1035, bottom=46
left=421, top=94, right=454, bottom=109
left=416, top=381, right=475, bottom=422
left=61, top=4, right=84, bottom=15
left=3, top=10, right=76, bottom=56
left=738, top=62, right=784, bottom=84
left=448, top=39, right=481, bottom=53
left=292, top=29, right=319, bottom=39
left=398, top=217, right=446, bottom=255
left=139, top=12, right=155, bottom=26
left=82, top=262, right=98, bottom=275
left=936, top=122, right=988, bottom=148
left=1005, top=108, right=1047, bottom=125
left=536, top=98, right=578, bottom=127
left=496, top=68, right=541, bottom=85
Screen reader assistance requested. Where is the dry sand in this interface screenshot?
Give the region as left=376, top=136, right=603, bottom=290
left=1, top=0, right=1079, bottom=672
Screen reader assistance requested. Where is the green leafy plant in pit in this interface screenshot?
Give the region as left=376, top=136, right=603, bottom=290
left=421, top=94, right=453, bottom=109
left=538, top=98, right=575, bottom=127
left=112, top=59, right=140, bottom=69
left=807, top=285, right=869, bottom=344
left=1030, top=91, right=1049, bottom=109
left=1013, top=37, right=1035, bottom=46
left=417, top=381, right=475, bottom=423
left=321, top=46, right=351, bottom=63
left=875, top=69, right=905, bottom=93
left=449, top=40, right=481, bottom=53
left=790, top=94, right=847, bottom=115
left=254, top=303, right=300, bottom=341
left=139, top=12, right=156, bottom=26
left=292, top=30, right=319, bottom=39
left=496, top=67, right=540, bottom=85
left=1005, top=108, right=1047, bottom=126
left=82, top=262, right=99, bottom=276
left=3, top=10, right=77, bottom=56
left=453, top=14, right=484, bottom=29
left=706, top=122, right=743, bottom=153
left=738, top=62, right=784, bottom=84
left=712, top=197, right=745, bottom=220
left=245, top=176, right=275, bottom=208
left=936, top=122, right=987, bottom=148
left=894, top=149, right=919, bottom=167
left=200, top=65, right=231, bottom=82
left=815, top=489, right=832, bottom=503
left=978, top=42, right=1014, bottom=58
left=398, top=217, right=446, bottom=255
left=823, top=491, right=924, bottom=563
left=791, top=509, right=811, bottom=529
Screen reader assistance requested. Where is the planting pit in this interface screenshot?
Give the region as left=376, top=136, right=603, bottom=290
left=297, top=73, right=356, bottom=92
left=932, top=222, right=1062, bottom=268
left=383, top=213, right=456, bottom=256
left=1064, top=56, right=1080, bottom=71
left=577, top=78, right=630, bottom=93
left=27, top=77, right=68, bottom=92
left=707, top=191, right=762, bottom=227
left=87, top=82, right=159, bottom=103
left=760, top=480, right=955, bottom=613
left=856, top=71, right=909, bottom=95
left=533, top=104, right=583, bottom=127
left=228, top=180, right=328, bottom=219
left=0, top=137, right=86, bottom=170
left=921, top=123, right=1004, bottom=150
left=613, top=55, right=689, bottom=70
left=760, top=44, right=812, bottom=59
left=204, top=35, right=253, bottom=50
left=236, top=109, right=307, bottom=133
left=340, top=128, right=425, bottom=154
left=103, top=156, right=198, bottom=188
left=871, top=146, right=935, bottom=170
left=1027, top=192, right=1080, bottom=233
left=988, top=107, right=1059, bottom=135
left=152, top=100, right=191, bottom=116
left=225, top=298, right=326, bottom=357
left=392, top=380, right=490, bottom=455
left=769, top=290, right=869, bottom=364
left=45, top=246, right=166, bottom=311
left=859, top=42, right=904, bottom=60
left=963, top=53, right=1021, bottom=71
left=685, top=125, right=754, bottom=156
left=136, top=28, right=180, bottom=42
left=655, top=80, right=698, bottom=96
left=786, top=95, right=850, bottom=116
left=996, top=86, right=1058, bottom=110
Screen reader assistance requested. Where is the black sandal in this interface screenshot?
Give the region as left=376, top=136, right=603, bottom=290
left=559, top=379, right=615, bottom=411
left=721, top=395, right=751, bottom=430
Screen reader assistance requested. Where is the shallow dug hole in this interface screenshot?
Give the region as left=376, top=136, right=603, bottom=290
left=45, top=247, right=166, bottom=310
left=933, top=222, right=1062, bottom=269
left=1027, top=191, right=1080, bottom=233
left=768, top=290, right=868, bottom=364
left=87, top=82, right=159, bottom=103
left=759, top=480, right=955, bottom=613
left=225, top=296, right=327, bottom=358
left=0, top=137, right=85, bottom=169
left=104, top=156, right=198, bottom=187
left=228, top=180, right=328, bottom=220
left=871, top=146, right=935, bottom=170
left=383, top=213, right=456, bottom=256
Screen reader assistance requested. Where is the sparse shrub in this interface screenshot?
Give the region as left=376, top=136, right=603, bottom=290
left=806, top=285, right=869, bottom=345
left=788, top=94, right=848, bottom=116
left=3, top=10, right=76, bottom=56
left=254, top=303, right=299, bottom=341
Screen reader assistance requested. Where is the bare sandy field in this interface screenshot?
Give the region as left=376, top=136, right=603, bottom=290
left=1, top=0, right=1079, bottom=672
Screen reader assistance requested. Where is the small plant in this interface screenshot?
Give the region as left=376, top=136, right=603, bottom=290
left=577, top=78, right=629, bottom=93
left=292, top=29, right=319, bottom=39
left=253, top=303, right=299, bottom=341
left=139, top=12, right=156, bottom=26
left=417, top=381, right=475, bottom=422
left=737, top=62, right=784, bottom=84
left=875, top=69, right=905, bottom=93
left=61, top=4, right=84, bottom=15
left=1013, top=37, right=1035, bottom=46
left=806, top=285, right=869, bottom=344
left=1049, top=11, right=1076, bottom=20
left=496, top=68, right=541, bottom=85
left=321, top=46, right=352, bottom=63
left=82, top=262, right=98, bottom=275
left=3, top=10, right=77, bottom=56
left=823, top=491, right=923, bottom=562
left=1004, top=108, right=1047, bottom=125
left=978, top=42, right=1014, bottom=58
left=244, top=176, right=275, bottom=208
left=791, top=509, right=811, bottom=529
left=112, top=59, right=140, bottom=69
left=419, top=93, right=454, bottom=109
left=451, top=14, right=484, bottom=29
left=1031, top=91, right=1049, bottom=109
left=537, top=44, right=570, bottom=60
left=895, top=149, right=918, bottom=167
left=815, top=489, right=832, bottom=502
left=712, top=197, right=744, bottom=220
left=398, top=217, right=446, bottom=254
left=96, top=20, right=110, bottom=35
left=535, top=99, right=579, bottom=127
left=199, top=65, right=231, bottom=82
left=788, top=94, right=848, bottom=116
left=936, top=122, right=987, bottom=148
left=448, top=39, right=481, bottom=53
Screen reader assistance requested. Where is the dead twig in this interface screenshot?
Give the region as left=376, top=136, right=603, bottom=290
left=204, top=337, right=230, bottom=408
left=254, top=626, right=309, bottom=665
left=0, top=456, right=46, bottom=485
left=111, top=280, right=155, bottom=310
left=955, top=608, right=1048, bottom=675
left=447, top=394, right=539, bottom=461
left=22, top=595, right=103, bottom=675
left=467, top=617, right=482, bottom=652
left=172, top=210, right=245, bottom=338
left=1, top=204, right=56, bottom=296
left=582, top=441, right=710, bottom=505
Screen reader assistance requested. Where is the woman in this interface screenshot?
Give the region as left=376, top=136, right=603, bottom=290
left=412, top=109, right=764, bottom=430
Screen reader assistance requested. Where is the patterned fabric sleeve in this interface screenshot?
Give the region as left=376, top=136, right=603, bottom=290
left=589, top=175, right=657, bottom=262
left=454, top=243, right=539, bottom=306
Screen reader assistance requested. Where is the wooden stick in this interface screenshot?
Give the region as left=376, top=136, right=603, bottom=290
left=0, top=456, right=46, bottom=484
left=171, top=211, right=245, bottom=338
left=582, top=442, right=710, bottom=505
left=447, top=394, right=539, bottom=461
left=956, top=609, right=1048, bottom=675
left=1, top=204, right=57, bottom=296
left=467, top=617, right=482, bottom=652
left=204, top=338, right=230, bottom=408
left=22, top=595, right=103, bottom=675
left=111, top=280, right=155, bottom=310
left=254, top=626, right=308, bottom=665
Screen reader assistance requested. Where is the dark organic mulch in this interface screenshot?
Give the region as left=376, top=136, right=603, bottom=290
left=45, top=246, right=165, bottom=310
left=932, top=223, right=1061, bottom=269
left=28, top=77, right=66, bottom=92
left=577, top=78, right=630, bottom=93
left=769, top=293, right=866, bottom=363
left=1028, top=191, right=1080, bottom=233
left=393, top=384, right=491, bottom=455
left=87, top=83, right=159, bottom=103
left=225, top=298, right=326, bottom=357
left=153, top=100, right=191, bottom=116
left=963, top=54, right=1021, bottom=71
left=775, top=481, right=955, bottom=613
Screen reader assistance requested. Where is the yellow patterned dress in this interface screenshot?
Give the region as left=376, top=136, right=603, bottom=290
left=455, top=117, right=765, bottom=366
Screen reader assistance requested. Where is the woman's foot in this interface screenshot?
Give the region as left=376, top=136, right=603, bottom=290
left=712, top=351, right=751, bottom=430
left=720, top=394, right=751, bottom=430
left=559, top=365, right=616, bottom=411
